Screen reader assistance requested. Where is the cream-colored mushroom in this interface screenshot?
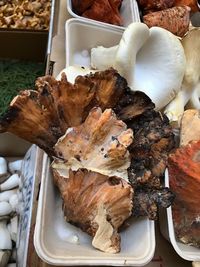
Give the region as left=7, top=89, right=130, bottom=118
left=91, top=22, right=186, bottom=110
left=164, top=27, right=200, bottom=123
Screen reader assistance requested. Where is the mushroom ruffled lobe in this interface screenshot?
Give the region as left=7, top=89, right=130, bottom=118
left=52, top=107, right=133, bottom=180
left=0, top=69, right=133, bottom=156
left=52, top=108, right=133, bottom=253
left=53, top=169, right=133, bottom=253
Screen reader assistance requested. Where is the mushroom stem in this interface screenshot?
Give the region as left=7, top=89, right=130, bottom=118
left=0, top=174, right=20, bottom=191
left=0, top=250, right=11, bottom=267
left=0, top=221, right=12, bottom=250
left=0, top=189, right=18, bottom=202
left=0, top=157, right=8, bottom=181
left=7, top=216, right=18, bottom=243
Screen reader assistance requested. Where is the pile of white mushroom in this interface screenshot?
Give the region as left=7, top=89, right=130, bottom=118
left=0, top=157, right=22, bottom=267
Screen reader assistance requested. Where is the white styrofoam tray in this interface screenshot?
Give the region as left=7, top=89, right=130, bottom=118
left=65, top=18, right=123, bottom=67
left=34, top=154, right=155, bottom=266
left=163, top=169, right=200, bottom=262
left=66, top=0, right=140, bottom=30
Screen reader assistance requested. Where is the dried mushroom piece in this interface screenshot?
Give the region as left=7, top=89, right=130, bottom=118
left=0, top=89, right=62, bottom=155
left=53, top=168, right=133, bottom=253
left=0, top=69, right=148, bottom=156
left=52, top=107, right=133, bottom=180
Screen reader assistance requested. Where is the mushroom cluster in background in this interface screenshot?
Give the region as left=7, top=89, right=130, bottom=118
left=0, top=158, right=22, bottom=267
left=136, top=0, right=200, bottom=37
left=0, top=0, right=51, bottom=30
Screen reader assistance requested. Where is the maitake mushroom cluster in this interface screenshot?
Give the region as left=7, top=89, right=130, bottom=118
left=0, top=0, right=51, bottom=30
left=0, top=68, right=175, bottom=253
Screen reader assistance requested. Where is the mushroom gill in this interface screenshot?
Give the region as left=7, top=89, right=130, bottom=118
left=52, top=107, right=134, bottom=253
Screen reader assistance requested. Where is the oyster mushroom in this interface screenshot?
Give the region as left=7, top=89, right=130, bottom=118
left=91, top=22, right=186, bottom=110
left=52, top=107, right=133, bottom=180
left=164, top=27, right=200, bottom=123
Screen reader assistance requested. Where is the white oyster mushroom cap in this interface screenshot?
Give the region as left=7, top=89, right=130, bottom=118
left=134, top=27, right=186, bottom=110
left=164, top=28, right=200, bottom=123
left=0, top=189, right=18, bottom=202
left=91, top=22, right=186, bottom=110
left=56, top=65, right=96, bottom=83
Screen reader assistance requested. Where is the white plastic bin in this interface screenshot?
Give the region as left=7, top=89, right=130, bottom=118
left=162, top=169, right=200, bottom=262
left=66, top=0, right=140, bottom=29
left=34, top=154, right=155, bottom=266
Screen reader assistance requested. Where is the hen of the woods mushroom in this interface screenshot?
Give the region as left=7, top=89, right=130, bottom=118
left=0, top=66, right=175, bottom=253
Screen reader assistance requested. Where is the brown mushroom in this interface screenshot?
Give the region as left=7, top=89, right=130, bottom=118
left=53, top=169, right=133, bottom=253
left=52, top=107, right=133, bottom=180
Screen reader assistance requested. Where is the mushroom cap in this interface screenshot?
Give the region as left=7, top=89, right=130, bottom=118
left=134, top=26, right=186, bottom=110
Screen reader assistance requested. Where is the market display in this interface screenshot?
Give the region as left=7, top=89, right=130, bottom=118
left=0, top=0, right=51, bottom=30
left=0, top=0, right=199, bottom=259
left=72, top=0, right=123, bottom=25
